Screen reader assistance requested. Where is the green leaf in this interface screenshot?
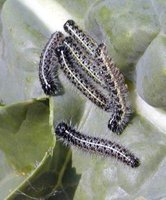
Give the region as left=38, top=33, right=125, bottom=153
left=85, top=0, right=161, bottom=71
left=0, top=0, right=73, bottom=104
left=55, top=0, right=97, bottom=19
left=0, top=98, right=53, bottom=198
left=1, top=0, right=166, bottom=199
left=0, top=98, right=55, bottom=172
left=0, top=98, right=80, bottom=200
left=136, top=33, right=166, bottom=108
left=84, top=0, right=166, bottom=108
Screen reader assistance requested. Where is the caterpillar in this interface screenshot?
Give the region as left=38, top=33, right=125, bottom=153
left=39, top=31, right=64, bottom=96
left=55, top=122, right=140, bottom=168
left=39, top=20, right=133, bottom=134
left=63, top=36, right=132, bottom=134
left=98, top=46, right=132, bottom=134
left=55, top=45, right=113, bottom=112
left=63, top=36, right=107, bottom=86
left=63, top=19, right=98, bottom=56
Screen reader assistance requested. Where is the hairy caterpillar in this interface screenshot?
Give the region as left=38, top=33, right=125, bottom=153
left=63, top=36, right=132, bottom=134
left=64, top=19, right=98, bottom=56
left=55, top=122, right=140, bottom=168
left=39, top=20, right=132, bottom=134
left=39, top=31, right=64, bottom=96
left=63, top=36, right=107, bottom=86
left=97, top=44, right=132, bottom=133
left=55, top=46, right=113, bottom=111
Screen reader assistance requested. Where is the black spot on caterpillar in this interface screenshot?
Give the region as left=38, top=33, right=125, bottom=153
left=39, top=31, right=64, bottom=96
left=63, top=19, right=98, bottom=56
left=55, top=45, right=113, bottom=111
left=55, top=122, right=140, bottom=168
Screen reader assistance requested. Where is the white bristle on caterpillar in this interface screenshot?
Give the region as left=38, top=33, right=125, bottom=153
left=55, top=122, right=140, bottom=168
left=39, top=31, right=64, bottom=96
